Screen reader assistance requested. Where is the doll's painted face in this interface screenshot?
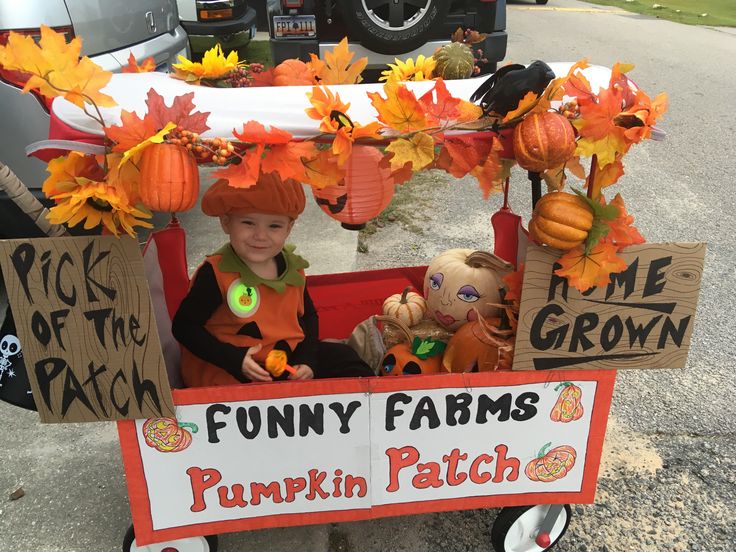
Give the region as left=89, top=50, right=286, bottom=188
left=425, top=271, right=489, bottom=330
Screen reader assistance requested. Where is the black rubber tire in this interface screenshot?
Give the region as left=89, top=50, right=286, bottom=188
left=337, top=0, right=450, bottom=55
left=122, top=524, right=219, bottom=552
left=490, top=504, right=572, bottom=552
left=536, top=0, right=549, bottom=5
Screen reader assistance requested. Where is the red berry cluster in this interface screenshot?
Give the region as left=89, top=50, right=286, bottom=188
left=560, top=100, right=580, bottom=120
left=225, top=63, right=266, bottom=87
left=167, top=127, right=236, bottom=165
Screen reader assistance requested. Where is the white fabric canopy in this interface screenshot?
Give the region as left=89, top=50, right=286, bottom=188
left=51, top=63, right=618, bottom=139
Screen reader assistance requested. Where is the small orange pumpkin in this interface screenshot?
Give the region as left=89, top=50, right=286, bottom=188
left=272, top=59, right=316, bottom=86
left=142, top=418, right=198, bottom=453
left=377, top=316, right=446, bottom=376
left=525, top=443, right=577, bottom=482
left=138, top=143, right=200, bottom=213
left=442, top=309, right=515, bottom=373
left=550, top=382, right=584, bottom=423
left=513, top=111, right=576, bottom=173
left=528, top=191, right=594, bottom=250
left=382, top=287, right=427, bottom=327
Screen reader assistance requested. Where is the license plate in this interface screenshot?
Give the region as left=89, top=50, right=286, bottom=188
left=273, top=15, right=316, bottom=39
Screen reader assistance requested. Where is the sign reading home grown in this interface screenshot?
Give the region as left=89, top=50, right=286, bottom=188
left=120, top=371, right=614, bottom=546
left=513, top=243, right=706, bottom=371
left=0, top=236, right=174, bottom=423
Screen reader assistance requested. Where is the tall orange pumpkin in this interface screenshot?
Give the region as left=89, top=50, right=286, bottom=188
left=312, top=145, right=394, bottom=230
left=513, top=111, right=576, bottom=173
left=139, top=143, right=200, bottom=213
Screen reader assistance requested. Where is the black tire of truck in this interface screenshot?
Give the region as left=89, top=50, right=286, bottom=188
left=536, top=0, right=549, bottom=5
left=337, top=0, right=451, bottom=55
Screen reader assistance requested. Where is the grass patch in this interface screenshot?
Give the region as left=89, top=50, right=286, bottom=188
left=241, top=40, right=273, bottom=66
left=586, top=0, right=736, bottom=26
left=359, top=171, right=449, bottom=242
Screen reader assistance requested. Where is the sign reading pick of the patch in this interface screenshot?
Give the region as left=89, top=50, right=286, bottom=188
left=512, top=243, right=706, bottom=371
left=0, top=236, right=174, bottom=423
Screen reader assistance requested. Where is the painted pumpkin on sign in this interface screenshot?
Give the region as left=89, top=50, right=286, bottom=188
left=377, top=316, right=446, bottom=376
left=550, top=382, right=584, bottom=422
left=139, top=143, right=200, bottom=213
left=424, top=249, right=513, bottom=331
left=525, top=443, right=577, bottom=482
left=142, top=418, right=198, bottom=453
left=382, top=287, right=427, bottom=327
left=528, top=191, right=594, bottom=251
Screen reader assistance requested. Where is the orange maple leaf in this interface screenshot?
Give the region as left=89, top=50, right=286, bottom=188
left=105, top=110, right=158, bottom=152
left=588, top=155, right=624, bottom=190
left=302, top=150, right=345, bottom=189
left=603, top=193, right=645, bottom=248
left=122, top=53, right=156, bottom=73
left=145, top=89, right=210, bottom=133
left=470, top=137, right=506, bottom=199
left=502, top=264, right=525, bottom=306
left=367, top=78, right=427, bottom=132
left=105, top=152, right=141, bottom=201
left=555, top=241, right=628, bottom=292
left=212, top=154, right=261, bottom=188
left=502, top=91, right=539, bottom=123
left=308, top=38, right=366, bottom=85
left=261, top=142, right=319, bottom=182
left=379, top=153, right=414, bottom=185
left=438, top=137, right=483, bottom=178
left=418, top=79, right=461, bottom=126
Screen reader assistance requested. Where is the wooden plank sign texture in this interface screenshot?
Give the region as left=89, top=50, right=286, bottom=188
left=0, top=236, right=175, bottom=423
left=512, top=243, right=706, bottom=371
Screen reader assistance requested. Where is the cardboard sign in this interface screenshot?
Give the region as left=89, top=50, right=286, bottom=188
left=0, top=236, right=174, bottom=422
left=513, top=243, right=706, bottom=371
left=119, top=371, right=614, bottom=545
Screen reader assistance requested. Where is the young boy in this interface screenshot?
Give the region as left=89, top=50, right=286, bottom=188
left=172, top=173, right=373, bottom=387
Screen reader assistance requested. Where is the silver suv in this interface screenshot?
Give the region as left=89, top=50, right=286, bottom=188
left=0, top=0, right=190, bottom=238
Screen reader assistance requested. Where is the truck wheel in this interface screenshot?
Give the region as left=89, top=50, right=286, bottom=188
left=337, top=0, right=450, bottom=55
left=490, top=504, right=571, bottom=552
left=536, top=0, right=549, bottom=5
left=122, top=524, right=218, bottom=552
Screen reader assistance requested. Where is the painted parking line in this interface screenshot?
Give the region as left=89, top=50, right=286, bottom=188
left=510, top=7, right=629, bottom=14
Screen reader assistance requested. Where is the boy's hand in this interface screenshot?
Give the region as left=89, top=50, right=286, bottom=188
left=289, top=364, right=314, bottom=380
left=241, top=344, right=272, bottom=382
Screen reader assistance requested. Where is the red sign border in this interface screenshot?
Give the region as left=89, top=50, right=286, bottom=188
left=118, top=370, right=615, bottom=545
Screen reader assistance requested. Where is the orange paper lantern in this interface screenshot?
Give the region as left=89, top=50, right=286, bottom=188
left=312, top=145, right=394, bottom=230
left=139, top=143, right=200, bottom=213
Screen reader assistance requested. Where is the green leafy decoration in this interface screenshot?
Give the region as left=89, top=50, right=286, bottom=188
left=411, top=337, right=447, bottom=360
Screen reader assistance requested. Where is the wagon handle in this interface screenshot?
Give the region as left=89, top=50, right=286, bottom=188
left=0, top=161, right=68, bottom=237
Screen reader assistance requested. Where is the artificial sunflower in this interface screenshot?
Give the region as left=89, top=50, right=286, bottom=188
left=172, top=44, right=242, bottom=83
left=379, top=55, right=436, bottom=82
left=48, top=177, right=152, bottom=237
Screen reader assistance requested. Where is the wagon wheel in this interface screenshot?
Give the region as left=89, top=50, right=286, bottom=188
left=490, top=504, right=572, bottom=552
left=122, top=524, right=218, bottom=552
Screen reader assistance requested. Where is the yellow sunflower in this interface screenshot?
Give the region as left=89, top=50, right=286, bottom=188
left=380, top=55, right=436, bottom=82
left=48, top=177, right=152, bottom=237
left=172, top=44, right=242, bottom=82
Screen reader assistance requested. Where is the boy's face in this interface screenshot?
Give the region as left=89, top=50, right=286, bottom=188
left=221, top=212, right=294, bottom=266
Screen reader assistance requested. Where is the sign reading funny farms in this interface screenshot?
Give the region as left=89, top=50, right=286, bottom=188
left=119, top=371, right=614, bottom=545
left=0, top=236, right=174, bottom=422
left=513, top=243, right=706, bottom=371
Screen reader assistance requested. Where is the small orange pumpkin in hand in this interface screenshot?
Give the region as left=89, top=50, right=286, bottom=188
left=528, top=191, right=594, bottom=251
left=513, top=111, right=577, bottom=173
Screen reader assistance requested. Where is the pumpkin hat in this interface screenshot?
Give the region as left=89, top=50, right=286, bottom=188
left=202, top=172, right=306, bottom=220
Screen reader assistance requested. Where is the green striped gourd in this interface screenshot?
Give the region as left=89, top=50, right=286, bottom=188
left=432, top=42, right=475, bottom=80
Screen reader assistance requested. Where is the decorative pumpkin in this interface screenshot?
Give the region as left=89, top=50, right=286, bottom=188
left=312, top=145, right=394, bottom=230
left=442, top=309, right=515, bottom=373
left=528, top=191, right=594, bottom=251
left=512, top=111, right=576, bottom=173
left=139, top=143, right=200, bottom=213
left=272, top=59, right=315, bottom=86
left=382, top=287, right=427, bottom=326
left=550, top=382, right=584, bottom=423
left=424, top=249, right=513, bottom=331
left=377, top=316, right=446, bottom=376
left=142, top=417, right=198, bottom=453
left=525, top=443, right=577, bottom=482
left=432, top=42, right=475, bottom=80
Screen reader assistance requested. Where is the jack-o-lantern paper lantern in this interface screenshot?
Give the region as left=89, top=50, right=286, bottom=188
left=139, top=143, right=200, bottom=213
left=142, top=418, right=199, bottom=453
left=312, top=145, right=394, bottom=230
left=377, top=316, right=447, bottom=376
left=525, top=443, right=577, bottom=482
left=442, top=309, right=515, bottom=373
left=424, top=249, right=513, bottom=331
left=550, top=382, right=584, bottom=423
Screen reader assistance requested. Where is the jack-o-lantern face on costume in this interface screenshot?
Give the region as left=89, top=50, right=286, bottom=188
left=424, top=249, right=513, bottom=331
